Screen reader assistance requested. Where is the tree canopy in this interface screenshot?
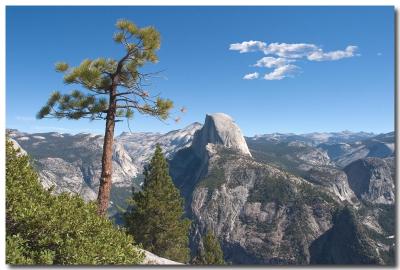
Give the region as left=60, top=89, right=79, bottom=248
left=37, top=19, right=173, bottom=122
left=36, top=19, right=175, bottom=216
left=124, top=145, right=191, bottom=263
left=194, top=231, right=225, bottom=265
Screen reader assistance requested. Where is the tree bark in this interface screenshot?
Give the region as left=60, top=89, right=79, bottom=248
left=97, top=86, right=117, bottom=216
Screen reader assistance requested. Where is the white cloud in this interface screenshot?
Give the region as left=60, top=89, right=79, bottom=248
left=307, top=45, right=358, bottom=61
left=229, top=40, right=266, bottom=53
left=243, top=72, right=259, bottom=80
left=253, top=56, right=294, bottom=68
left=230, top=40, right=359, bottom=81
left=263, top=65, right=298, bottom=80
left=377, top=52, right=382, bottom=56
left=263, top=43, right=318, bottom=58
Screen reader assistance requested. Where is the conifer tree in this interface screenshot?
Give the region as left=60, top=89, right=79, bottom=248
left=37, top=19, right=173, bottom=216
left=194, top=231, right=225, bottom=265
left=124, top=145, right=191, bottom=263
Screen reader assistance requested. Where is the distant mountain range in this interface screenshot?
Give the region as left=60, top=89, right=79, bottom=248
left=6, top=115, right=396, bottom=265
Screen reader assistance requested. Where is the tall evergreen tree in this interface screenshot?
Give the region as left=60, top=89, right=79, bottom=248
left=37, top=19, right=174, bottom=216
left=124, top=145, right=191, bottom=263
left=194, top=231, right=225, bottom=265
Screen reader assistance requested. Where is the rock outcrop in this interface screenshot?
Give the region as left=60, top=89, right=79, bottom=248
left=344, top=157, right=395, bottom=204
left=307, top=167, right=358, bottom=204
left=191, top=113, right=251, bottom=159
left=169, top=116, right=395, bottom=265
left=141, top=249, right=183, bottom=265
left=186, top=145, right=337, bottom=264
left=117, top=122, right=202, bottom=169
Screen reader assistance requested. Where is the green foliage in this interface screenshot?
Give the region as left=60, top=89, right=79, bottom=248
left=297, top=182, right=338, bottom=206
left=37, top=90, right=109, bottom=120
left=246, top=140, right=309, bottom=177
left=6, top=140, right=144, bottom=265
left=115, top=19, right=160, bottom=62
left=55, top=62, right=69, bottom=72
left=248, top=175, right=296, bottom=206
left=6, top=235, right=34, bottom=265
left=38, top=19, right=173, bottom=123
left=194, top=231, right=225, bottom=265
left=124, top=145, right=191, bottom=263
left=197, top=167, right=225, bottom=190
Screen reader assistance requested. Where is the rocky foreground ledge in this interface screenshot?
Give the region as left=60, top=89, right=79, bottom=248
left=141, top=249, right=183, bottom=265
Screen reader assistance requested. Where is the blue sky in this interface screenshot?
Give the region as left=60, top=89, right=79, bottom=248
left=6, top=6, right=394, bottom=136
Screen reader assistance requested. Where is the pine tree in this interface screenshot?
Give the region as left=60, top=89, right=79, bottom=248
left=194, top=231, right=225, bottom=265
left=36, top=19, right=174, bottom=216
left=124, top=145, right=191, bottom=263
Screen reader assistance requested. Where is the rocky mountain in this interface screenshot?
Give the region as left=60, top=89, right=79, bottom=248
left=252, top=131, right=375, bottom=146
left=169, top=114, right=395, bottom=265
left=344, top=157, right=395, bottom=205
left=302, top=131, right=376, bottom=145
left=309, top=206, right=383, bottom=264
left=320, top=133, right=395, bottom=168
left=7, top=124, right=202, bottom=213
left=7, top=130, right=137, bottom=202
left=246, top=136, right=333, bottom=176
left=117, top=122, right=202, bottom=169
left=191, top=113, right=252, bottom=158
left=6, top=116, right=395, bottom=265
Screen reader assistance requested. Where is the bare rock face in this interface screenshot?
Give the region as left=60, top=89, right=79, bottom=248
left=7, top=131, right=139, bottom=203
left=191, top=113, right=252, bottom=159
left=8, top=138, right=27, bottom=156
left=344, top=157, right=395, bottom=205
left=117, top=122, right=202, bottom=169
left=37, top=157, right=98, bottom=201
left=307, top=167, right=358, bottom=204
left=8, top=124, right=202, bottom=206
left=189, top=147, right=336, bottom=264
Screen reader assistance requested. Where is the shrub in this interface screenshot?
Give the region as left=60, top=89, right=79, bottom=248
left=6, top=140, right=144, bottom=265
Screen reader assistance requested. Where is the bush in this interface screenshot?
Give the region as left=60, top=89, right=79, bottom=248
left=6, top=140, right=144, bottom=265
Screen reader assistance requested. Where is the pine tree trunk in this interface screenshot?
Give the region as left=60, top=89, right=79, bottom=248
left=97, top=88, right=117, bottom=216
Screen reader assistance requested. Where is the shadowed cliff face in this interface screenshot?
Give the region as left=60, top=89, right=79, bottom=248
left=309, top=207, right=381, bottom=265
left=344, top=157, right=395, bottom=204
